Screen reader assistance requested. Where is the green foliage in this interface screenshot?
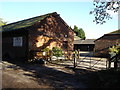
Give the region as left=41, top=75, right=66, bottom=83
left=52, top=47, right=63, bottom=57
left=73, top=25, right=78, bottom=32
left=78, top=28, right=86, bottom=39
left=73, top=50, right=78, bottom=54
left=41, top=48, right=51, bottom=56
left=73, top=50, right=78, bottom=58
left=42, top=48, right=50, bottom=52
left=109, top=45, right=120, bottom=62
left=0, top=18, right=7, bottom=26
left=73, top=25, right=86, bottom=39
left=109, top=45, right=120, bottom=54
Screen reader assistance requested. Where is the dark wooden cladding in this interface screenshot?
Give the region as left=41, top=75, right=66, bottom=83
left=28, top=13, right=74, bottom=51
left=94, top=34, right=120, bottom=57
left=2, top=12, right=74, bottom=60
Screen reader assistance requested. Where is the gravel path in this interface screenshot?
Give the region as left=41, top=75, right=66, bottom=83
left=2, top=61, right=87, bottom=89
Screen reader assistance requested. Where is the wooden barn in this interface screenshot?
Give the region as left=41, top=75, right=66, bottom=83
left=2, top=12, right=74, bottom=60
left=94, top=30, right=120, bottom=57
left=74, top=39, right=95, bottom=51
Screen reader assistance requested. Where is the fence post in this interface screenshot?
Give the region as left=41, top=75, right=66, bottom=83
left=50, top=50, right=52, bottom=61
left=106, top=59, right=108, bottom=69
left=90, top=56, right=91, bottom=69
left=78, top=49, right=80, bottom=59
left=73, top=53, right=77, bottom=69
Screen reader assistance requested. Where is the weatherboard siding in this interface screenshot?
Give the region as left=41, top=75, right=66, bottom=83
left=94, top=34, right=120, bottom=57
left=28, top=14, right=74, bottom=51
left=2, top=34, right=28, bottom=59
left=2, top=12, right=74, bottom=60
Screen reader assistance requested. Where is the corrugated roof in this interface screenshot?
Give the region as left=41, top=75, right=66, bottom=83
left=2, top=12, right=57, bottom=31
left=74, top=39, right=95, bottom=44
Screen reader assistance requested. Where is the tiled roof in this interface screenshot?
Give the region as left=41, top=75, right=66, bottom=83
left=74, top=39, right=95, bottom=44
left=2, top=12, right=57, bottom=32
left=95, top=34, right=120, bottom=42
left=109, top=29, right=120, bottom=34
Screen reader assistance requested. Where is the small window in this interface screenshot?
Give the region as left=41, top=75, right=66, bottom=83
left=13, top=37, right=23, bottom=47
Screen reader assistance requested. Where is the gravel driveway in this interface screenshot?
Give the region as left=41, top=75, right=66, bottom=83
left=2, top=61, right=87, bottom=89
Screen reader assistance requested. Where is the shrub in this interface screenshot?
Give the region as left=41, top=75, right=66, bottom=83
left=41, top=48, right=51, bottom=56
left=52, top=47, right=63, bottom=57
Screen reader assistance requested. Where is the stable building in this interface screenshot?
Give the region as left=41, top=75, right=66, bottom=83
left=74, top=39, right=95, bottom=51
left=94, top=33, right=120, bottom=57
left=2, top=12, right=74, bottom=60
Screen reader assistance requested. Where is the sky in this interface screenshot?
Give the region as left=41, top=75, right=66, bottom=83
left=0, top=0, right=119, bottom=39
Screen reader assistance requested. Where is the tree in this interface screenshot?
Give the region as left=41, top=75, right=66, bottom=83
left=73, top=25, right=79, bottom=32
left=0, top=18, right=7, bottom=26
left=109, top=44, right=120, bottom=69
left=90, top=0, right=120, bottom=24
left=73, top=25, right=86, bottom=39
left=78, top=28, right=86, bottom=39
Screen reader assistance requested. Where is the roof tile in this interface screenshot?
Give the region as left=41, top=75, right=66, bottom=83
left=2, top=12, right=57, bottom=31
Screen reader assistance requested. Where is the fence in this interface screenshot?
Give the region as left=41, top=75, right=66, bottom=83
left=29, top=44, right=120, bottom=70
left=31, top=50, right=114, bottom=71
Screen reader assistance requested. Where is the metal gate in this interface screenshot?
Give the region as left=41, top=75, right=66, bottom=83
left=46, top=51, right=114, bottom=71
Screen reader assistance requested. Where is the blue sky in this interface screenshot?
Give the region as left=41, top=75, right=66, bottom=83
left=0, top=1, right=119, bottom=39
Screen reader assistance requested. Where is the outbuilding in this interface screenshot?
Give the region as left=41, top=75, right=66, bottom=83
left=2, top=12, right=74, bottom=60
left=94, top=33, right=120, bottom=57
left=74, top=39, right=95, bottom=51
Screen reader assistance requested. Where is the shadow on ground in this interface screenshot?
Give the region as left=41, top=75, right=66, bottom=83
left=2, top=59, right=103, bottom=89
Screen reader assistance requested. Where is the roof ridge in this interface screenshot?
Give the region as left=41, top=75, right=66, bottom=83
left=108, top=29, right=120, bottom=34
left=2, top=12, right=57, bottom=31
left=3, top=12, right=57, bottom=27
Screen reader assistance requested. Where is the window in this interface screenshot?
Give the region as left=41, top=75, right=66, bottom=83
left=13, top=37, right=23, bottom=47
